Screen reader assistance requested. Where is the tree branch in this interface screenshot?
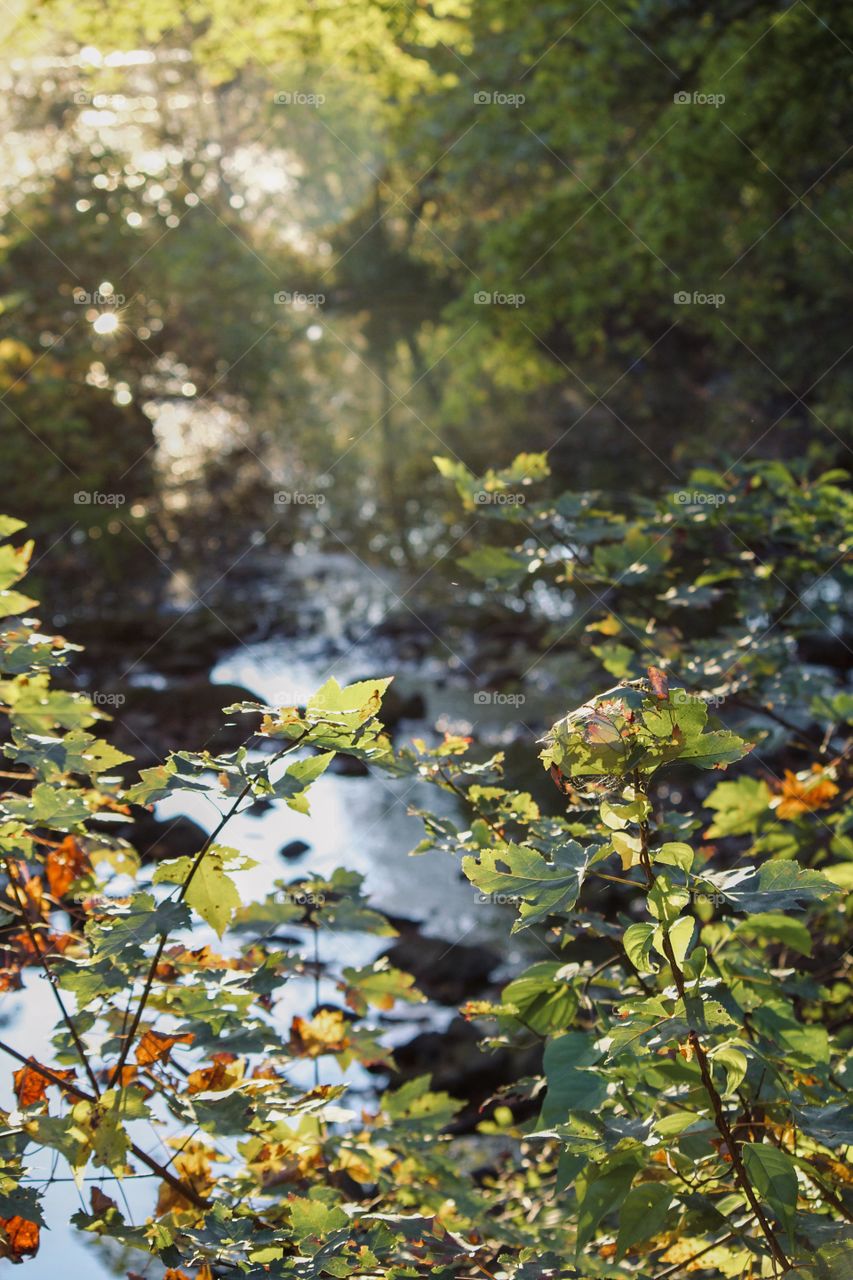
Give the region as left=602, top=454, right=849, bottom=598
left=0, top=1038, right=210, bottom=1212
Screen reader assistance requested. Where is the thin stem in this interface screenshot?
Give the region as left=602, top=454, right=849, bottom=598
left=312, top=924, right=321, bottom=1088
left=633, top=771, right=791, bottom=1274
left=2, top=856, right=101, bottom=1097
left=0, top=1038, right=210, bottom=1211
left=108, top=730, right=311, bottom=1086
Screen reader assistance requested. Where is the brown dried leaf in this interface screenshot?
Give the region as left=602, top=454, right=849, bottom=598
left=136, top=1029, right=194, bottom=1066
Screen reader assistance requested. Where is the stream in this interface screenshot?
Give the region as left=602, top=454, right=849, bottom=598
left=3, top=542, right=560, bottom=1278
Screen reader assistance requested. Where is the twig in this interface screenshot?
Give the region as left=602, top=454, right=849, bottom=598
left=2, top=855, right=102, bottom=1097
left=108, top=729, right=311, bottom=1085
left=633, top=770, right=791, bottom=1274
left=0, top=1038, right=210, bottom=1211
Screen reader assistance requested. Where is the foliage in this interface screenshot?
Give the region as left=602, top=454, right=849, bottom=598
left=0, top=516, right=549, bottom=1275
left=1, top=442, right=852, bottom=1277
left=3, top=0, right=852, bottom=584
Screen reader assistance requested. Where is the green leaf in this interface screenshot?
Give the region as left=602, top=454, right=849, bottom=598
left=270, top=750, right=334, bottom=812
left=701, top=860, right=836, bottom=913
left=5, top=781, right=91, bottom=830
left=458, top=546, right=529, bottom=585
left=575, top=1159, right=640, bottom=1253
left=341, top=959, right=424, bottom=1015
left=654, top=842, right=694, bottom=872
left=623, top=922, right=656, bottom=974
left=705, top=777, right=772, bottom=837
left=648, top=876, right=690, bottom=925
left=463, top=840, right=589, bottom=931
left=653, top=915, right=694, bottom=966
left=616, top=1182, right=673, bottom=1257
left=611, top=829, right=642, bottom=870
left=153, top=845, right=254, bottom=937
left=733, top=913, right=812, bottom=957
left=742, top=1143, right=798, bottom=1245
left=307, top=676, right=392, bottom=727
left=709, top=1043, right=748, bottom=1097
left=501, top=962, right=578, bottom=1035
left=540, top=1033, right=605, bottom=1126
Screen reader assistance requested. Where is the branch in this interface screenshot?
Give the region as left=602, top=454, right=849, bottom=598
left=2, top=855, right=101, bottom=1098
left=633, top=773, right=791, bottom=1274
left=108, top=729, right=312, bottom=1085
left=0, top=1038, right=210, bottom=1212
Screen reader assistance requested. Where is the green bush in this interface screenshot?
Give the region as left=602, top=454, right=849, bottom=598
left=0, top=488, right=851, bottom=1277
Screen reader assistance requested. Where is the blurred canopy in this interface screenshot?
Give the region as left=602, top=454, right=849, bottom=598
left=1, top=0, right=851, bottom=580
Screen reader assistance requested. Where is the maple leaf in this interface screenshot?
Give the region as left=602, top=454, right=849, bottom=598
left=186, top=1057, right=243, bottom=1095
left=136, top=1029, right=195, bottom=1066
left=0, top=1215, right=40, bottom=1260
left=774, top=766, right=839, bottom=819
left=290, top=1009, right=351, bottom=1057
left=45, top=835, right=90, bottom=898
left=12, top=1058, right=75, bottom=1108
left=156, top=1140, right=216, bottom=1218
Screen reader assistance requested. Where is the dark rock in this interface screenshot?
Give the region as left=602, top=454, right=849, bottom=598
left=386, top=1016, right=542, bottom=1130
left=327, top=753, right=370, bottom=777
left=107, top=809, right=209, bottom=862
left=381, top=932, right=501, bottom=1005
left=375, top=685, right=427, bottom=729
left=279, top=839, right=311, bottom=861
left=106, top=679, right=259, bottom=767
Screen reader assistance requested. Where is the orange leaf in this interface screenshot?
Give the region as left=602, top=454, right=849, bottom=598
left=775, top=767, right=839, bottom=820
left=136, top=1029, right=194, bottom=1066
left=0, top=1215, right=40, bottom=1260
left=156, top=1140, right=215, bottom=1217
left=10, top=929, right=74, bottom=959
left=0, top=966, right=23, bottom=992
left=13, top=1059, right=75, bottom=1108
left=648, top=665, right=669, bottom=700
left=186, top=1059, right=243, bottom=1095
left=46, top=835, right=90, bottom=898
left=290, top=1009, right=350, bottom=1058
